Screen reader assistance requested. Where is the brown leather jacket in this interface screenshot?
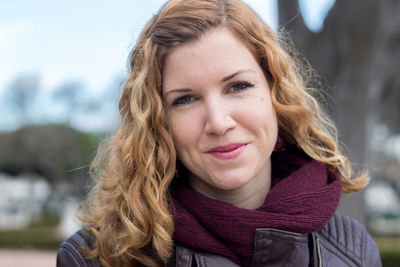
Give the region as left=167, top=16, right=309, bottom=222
left=57, top=214, right=382, bottom=266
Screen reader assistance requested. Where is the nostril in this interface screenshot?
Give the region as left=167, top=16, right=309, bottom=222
left=205, top=113, right=236, bottom=135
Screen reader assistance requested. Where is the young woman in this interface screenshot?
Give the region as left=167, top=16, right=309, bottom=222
left=57, top=0, right=381, bottom=266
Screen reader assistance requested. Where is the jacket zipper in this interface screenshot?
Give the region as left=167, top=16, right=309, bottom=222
left=316, top=238, right=322, bottom=267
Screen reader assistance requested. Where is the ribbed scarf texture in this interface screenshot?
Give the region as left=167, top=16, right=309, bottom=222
left=170, top=149, right=342, bottom=266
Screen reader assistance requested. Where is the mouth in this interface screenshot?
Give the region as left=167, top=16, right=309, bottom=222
left=207, top=143, right=247, bottom=160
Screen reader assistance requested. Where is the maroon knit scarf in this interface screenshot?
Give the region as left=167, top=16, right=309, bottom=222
left=170, top=149, right=342, bottom=266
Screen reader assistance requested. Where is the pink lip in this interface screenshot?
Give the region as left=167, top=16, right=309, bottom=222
left=207, top=143, right=246, bottom=159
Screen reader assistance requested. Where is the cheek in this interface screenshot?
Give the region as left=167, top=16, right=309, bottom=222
left=168, top=112, right=202, bottom=150
left=240, top=95, right=278, bottom=143
left=252, top=108, right=277, bottom=134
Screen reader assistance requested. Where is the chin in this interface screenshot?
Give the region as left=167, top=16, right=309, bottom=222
left=212, top=175, right=251, bottom=191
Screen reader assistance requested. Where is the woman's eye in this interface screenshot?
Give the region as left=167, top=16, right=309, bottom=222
left=172, top=95, right=197, bottom=106
left=228, top=81, right=254, bottom=93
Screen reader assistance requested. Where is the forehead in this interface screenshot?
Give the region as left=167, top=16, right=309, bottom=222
left=162, top=27, right=261, bottom=88
left=167, top=27, right=256, bottom=60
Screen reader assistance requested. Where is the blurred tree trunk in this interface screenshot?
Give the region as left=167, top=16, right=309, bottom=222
left=278, top=0, right=400, bottom=225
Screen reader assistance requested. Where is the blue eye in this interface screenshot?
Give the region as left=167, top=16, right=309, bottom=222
left=172, top=95, right=197, bottom=106
left=228, top=81, right=254, bottom=92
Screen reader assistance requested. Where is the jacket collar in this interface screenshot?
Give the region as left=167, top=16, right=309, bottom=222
left=173, top=228, right=314, bottom=267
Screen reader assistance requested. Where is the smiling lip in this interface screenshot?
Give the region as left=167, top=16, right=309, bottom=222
left=207, top=143, right=246, bottom=159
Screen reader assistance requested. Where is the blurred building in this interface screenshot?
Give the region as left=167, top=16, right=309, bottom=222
left=0, top=173, right=51, bottom=229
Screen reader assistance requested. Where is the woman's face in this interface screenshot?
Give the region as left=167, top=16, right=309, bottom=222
left=162, top=27, right=278, bottom=196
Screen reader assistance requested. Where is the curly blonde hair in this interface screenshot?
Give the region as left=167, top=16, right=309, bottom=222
left=81, top=0, right=369, bottom=266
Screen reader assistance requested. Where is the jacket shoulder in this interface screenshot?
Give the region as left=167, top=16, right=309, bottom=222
left=57, top=229, right=100, bottom=267
left=317, top=213, right=381, bottom=266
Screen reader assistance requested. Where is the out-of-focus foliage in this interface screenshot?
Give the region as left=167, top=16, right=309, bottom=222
left=0, top=124, right=100, bottom=196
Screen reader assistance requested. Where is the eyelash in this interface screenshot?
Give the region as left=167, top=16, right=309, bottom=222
left=227, top=80, right=254, bottom=93
left=171, top=80, right=254, bottom=106
left=172, top=95, right=197, bottom=106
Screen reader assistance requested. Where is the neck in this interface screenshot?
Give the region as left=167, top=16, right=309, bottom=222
left=189, top=161, right=271, bottom=210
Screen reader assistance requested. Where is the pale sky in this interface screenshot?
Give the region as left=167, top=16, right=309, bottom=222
left=0, top=0, right=335, bottom=131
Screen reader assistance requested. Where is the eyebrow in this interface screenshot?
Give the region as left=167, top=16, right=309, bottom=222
left=163, top=88, right=192, bottom=97
left=163, top=69, right=254, bottom=96
left=221, top=69, right=253, bottom=82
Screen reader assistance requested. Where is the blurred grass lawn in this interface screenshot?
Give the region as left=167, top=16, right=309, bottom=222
left=0, top=216, right=63, bottom=250
left=374, top=235, right=400, bottom=266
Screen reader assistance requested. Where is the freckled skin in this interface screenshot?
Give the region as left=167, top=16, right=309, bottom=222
left=162, top=27, right=278, bottom=208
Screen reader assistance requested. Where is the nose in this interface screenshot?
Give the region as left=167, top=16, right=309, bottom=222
left=204, top=99, right=236, bottom=135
